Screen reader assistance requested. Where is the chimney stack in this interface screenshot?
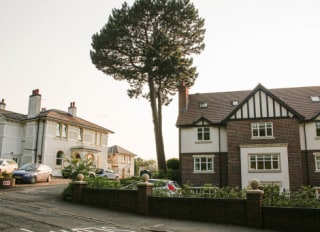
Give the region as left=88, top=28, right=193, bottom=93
left=0, top=99, right=6, bottom=110
left=68, top=101, right=77, bottom=117
left=178, top=81, right=189, bottom=112
left=28, top=89, right=41, bottom=118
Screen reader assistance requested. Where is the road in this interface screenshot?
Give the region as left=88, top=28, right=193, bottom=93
left=0, top=178, right=277, bottom=232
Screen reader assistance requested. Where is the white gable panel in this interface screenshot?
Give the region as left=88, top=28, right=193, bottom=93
left=254, top=92, right=261, bottom=118
left=267, top=96, right=274, bottom=116
left=248, top=97, right=255, bottom=118
left=260, top=91, right=268, bottom=118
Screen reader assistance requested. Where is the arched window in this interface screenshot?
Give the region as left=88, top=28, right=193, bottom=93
left=56, top=151, right=64, bottom=166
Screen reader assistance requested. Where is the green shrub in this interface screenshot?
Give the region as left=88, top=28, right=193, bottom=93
left=85, top=176, right=121, bottom=189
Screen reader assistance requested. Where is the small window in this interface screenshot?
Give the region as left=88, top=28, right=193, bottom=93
left=78, top=128, right=83, bottom=141
left=197, top=127, right=210, bottom=141
left=56, top=123, right=61, bottom=137
left=199, top=102, right=208, bottom=108
left=193, top=155, right=214, bottom=172
left=310, top=96, right=320, bottom=102
left=316, top=122, right=320, bottom=137
left=315, top=153, right=320, bottom=171
left=231, top=100, right=239, bottom=106
left=252, top=122, right=273, bottom=138
left=56, top=151, right=64, bottom=166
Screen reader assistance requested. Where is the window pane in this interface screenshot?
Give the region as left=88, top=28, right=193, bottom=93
left=56, top=124, right=61, bottom=137
left=62, top=124, right=67, bottom=138
left=259, top=123, right=266, bottom=136
left=316, top=123, right=320, bottom=137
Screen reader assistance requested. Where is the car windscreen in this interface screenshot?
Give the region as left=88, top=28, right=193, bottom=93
left=19, top=164, right=37, bottom=171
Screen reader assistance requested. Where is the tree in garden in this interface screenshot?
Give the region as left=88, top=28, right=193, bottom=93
left=90, top=0, right=205, bottom=172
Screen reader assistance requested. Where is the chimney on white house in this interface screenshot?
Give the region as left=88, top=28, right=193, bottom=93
left=68, top=101, right=77, bottom=117
left=0, top=99, right=6, bottom=110
left=28, top=89, right=41, bottom=118
left=178, top=81, right=189, bottom=112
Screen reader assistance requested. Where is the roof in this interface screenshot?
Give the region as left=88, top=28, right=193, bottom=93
left=0, top=108, right=113, bottom=134
left=176, top=84, right=320, bottom=126
left=0, top=109, right=27, bottom=121
left=40, top=109, right=114, bottom=133
left=108, top=145, right=137, bottom=156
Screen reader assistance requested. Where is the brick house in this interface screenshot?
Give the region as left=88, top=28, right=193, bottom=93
left=176, top=83, right=320, bottom=191
left=0, top=89, right=114, bottom=176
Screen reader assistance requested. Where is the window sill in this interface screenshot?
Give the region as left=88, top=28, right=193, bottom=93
left=248, top=170, right=281, bottom=173
left=315, top=137, right=320, bottom=140
left=251, top=137, right=275, bottom=140
left=195, top=140, right=212, bottom=144
left=193, top=171, right=215, bottom=174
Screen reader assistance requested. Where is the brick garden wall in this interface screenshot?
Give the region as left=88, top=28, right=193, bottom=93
left=74, top=183, right=320, bottom=231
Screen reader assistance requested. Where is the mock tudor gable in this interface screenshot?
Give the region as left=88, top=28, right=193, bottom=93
left=177, top=83, right=320, bottom=191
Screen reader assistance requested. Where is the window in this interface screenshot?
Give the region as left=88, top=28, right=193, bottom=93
left=252, top=122, right=273, bottom=138
left=61, top=124, right=67, bottom=138
left=316, top=122, right=320, bottom=137
left=315, top=153, right=320, bottom=171
left=249, top=154, right=280, bottom=171
left=193, top=155, right=214, bottom=172
left=310, top=96, right=320, bottom=102
left=56, top=123, right=67, bottom=138
left=56, top=151, right=64, bottom=166
left=56, top=123, right=61, bottom=137
left=197, top=127, right=210, bottom=141
left=199, top=102, right=208, bottom=108
left=95, top=132, right=101, bottom=145
left=78, top=128, right=83, bottom=141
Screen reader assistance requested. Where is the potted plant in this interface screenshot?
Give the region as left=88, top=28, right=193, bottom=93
left=0, top=171, right=15, bottom=188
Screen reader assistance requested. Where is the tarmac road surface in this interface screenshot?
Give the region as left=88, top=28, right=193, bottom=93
left=0, top=177, right=278, bottom=232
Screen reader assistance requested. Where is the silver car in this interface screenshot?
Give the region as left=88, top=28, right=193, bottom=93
left=0, top=159, right=18, bottom=173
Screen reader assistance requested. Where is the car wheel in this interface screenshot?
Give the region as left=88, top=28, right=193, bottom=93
left=47, top=175, right=52, bottom=182
left=30, top=176, right=37, bottom=184
left=89, top=174, right=95, bottom=178
left=104, top=176, right=109, bottom=180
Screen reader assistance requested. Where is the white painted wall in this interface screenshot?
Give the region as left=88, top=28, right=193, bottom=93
left=180, top=127, right=227, bottom=153
left=299, top=119, right=320, bottom=150
left=240, top=144, right=290, bottom=191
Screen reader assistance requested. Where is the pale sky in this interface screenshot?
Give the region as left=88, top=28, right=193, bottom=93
left=1, top=0, right=320, bottom=160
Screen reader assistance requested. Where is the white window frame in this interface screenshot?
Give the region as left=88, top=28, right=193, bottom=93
left=251, top=122, right=273, bottom=138
left=248, top=153, right=280, bottom=172
left=193, top=155, right=214, bottom=173
left=197, top=127, right=211, bottom=141
left=78, top=128, right=83, bottom=141
left=56, top=151, right=64, bottom=166
left=314, top=153, right=320, bottom=172
left=316, top=122, right=320, bottom=137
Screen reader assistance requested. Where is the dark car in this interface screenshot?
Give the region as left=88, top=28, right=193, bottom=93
left=13, top=163, right=52, bottom=184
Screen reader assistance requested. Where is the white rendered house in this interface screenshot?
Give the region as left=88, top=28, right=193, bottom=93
left=0, top=89, right=114, bottom=176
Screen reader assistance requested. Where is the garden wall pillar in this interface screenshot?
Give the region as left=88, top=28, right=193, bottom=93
left=72, top=174, right=87, bottom=203
left=137, top=174, right=153, bottom=215
left=246, top=179, right=264, bottom=228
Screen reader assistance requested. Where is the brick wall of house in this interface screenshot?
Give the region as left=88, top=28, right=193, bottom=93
left=179, top=152, right=228, bottom=186
left=301, top=150, right=320, bottom=187
left=227, top=118, right=303, bottom=190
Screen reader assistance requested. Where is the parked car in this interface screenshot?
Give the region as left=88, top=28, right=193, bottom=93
left=0, top=159, right=18, bottom=173
left=13, top=163, right=52, bottom=184
left=90, top=168, right=119, bottom=180
left=121, top=179, right=181, bottom=196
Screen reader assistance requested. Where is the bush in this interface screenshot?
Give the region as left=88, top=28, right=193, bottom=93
left=263, top=184, right=320, bottom=208
left=85, top=176, right=121, bottom=189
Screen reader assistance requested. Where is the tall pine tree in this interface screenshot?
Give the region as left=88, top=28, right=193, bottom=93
left=90, top=0, right=205, bottom=172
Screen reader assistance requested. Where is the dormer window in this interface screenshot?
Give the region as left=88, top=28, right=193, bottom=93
left=199, top=102, right=208, bottom=108
left=231, top=100, right=239, bottom=106
left=310, top=96, right=320, bottom=102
